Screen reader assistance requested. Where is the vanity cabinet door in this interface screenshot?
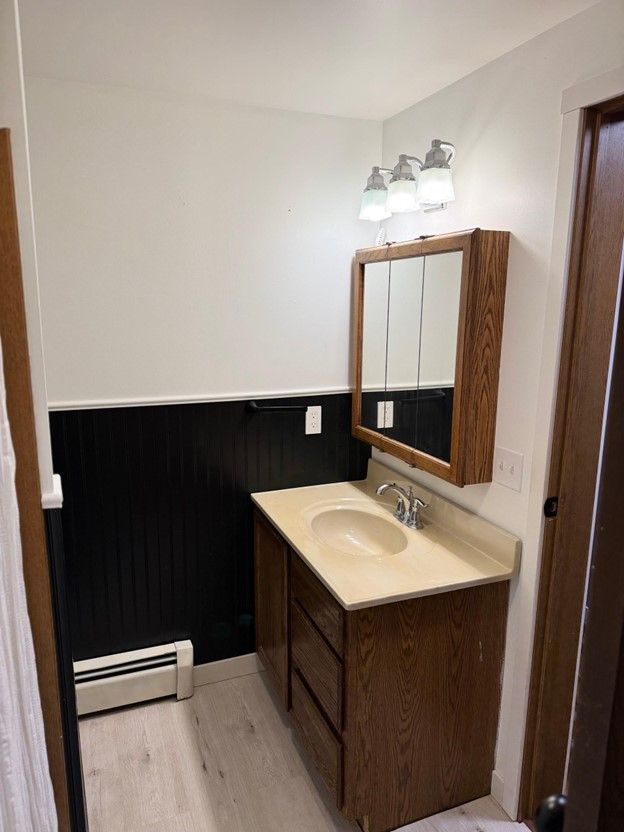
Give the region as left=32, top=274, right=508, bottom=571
left=254, top=510, right=289, bottom=708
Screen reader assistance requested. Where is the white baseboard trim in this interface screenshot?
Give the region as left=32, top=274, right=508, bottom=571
left=193, top=652, right=263, bottom=688
left=490, top=769, right=506, bottom=810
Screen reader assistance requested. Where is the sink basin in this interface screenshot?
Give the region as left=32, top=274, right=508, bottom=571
left=310, top=508, right=408, bottom=558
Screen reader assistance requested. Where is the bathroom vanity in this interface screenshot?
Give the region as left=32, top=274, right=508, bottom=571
left=252, top=461, right=520, bottom=832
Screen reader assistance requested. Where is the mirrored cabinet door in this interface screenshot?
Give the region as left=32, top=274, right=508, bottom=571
left=412, top=250, right=462, bottom=461
left=352, top=229, right=510, bottom=486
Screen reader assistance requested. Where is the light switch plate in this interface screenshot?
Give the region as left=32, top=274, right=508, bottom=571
left=493, top=446, right=524, bottom=492
left=377, top=400, right=394, bottom=429
left=305, top=405, right=322, bottom=435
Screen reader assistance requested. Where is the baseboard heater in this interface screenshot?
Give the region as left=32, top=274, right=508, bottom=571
left=74, top=640, right=193, bottom=716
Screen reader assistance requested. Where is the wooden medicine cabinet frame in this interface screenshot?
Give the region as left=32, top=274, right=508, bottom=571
left=351, top=228, right=509, bottom=487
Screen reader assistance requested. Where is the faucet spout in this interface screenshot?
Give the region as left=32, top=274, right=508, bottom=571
left=376, top=481, right=428, bottom=530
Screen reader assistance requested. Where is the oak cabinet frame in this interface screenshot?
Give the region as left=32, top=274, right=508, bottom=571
left=351, top=228, right=510, bottom=486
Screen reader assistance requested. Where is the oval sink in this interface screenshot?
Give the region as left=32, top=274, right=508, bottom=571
left=310, top=508, right=408, bottom=558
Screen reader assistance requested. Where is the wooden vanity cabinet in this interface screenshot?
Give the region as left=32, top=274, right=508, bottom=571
left=254, top=509, right=509, bottom=832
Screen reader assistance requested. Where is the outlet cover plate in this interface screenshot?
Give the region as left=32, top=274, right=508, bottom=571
left=493, top=446, right=524, bottom=492
left=377, top=400, right=394, bottom=429
left=305, top=405, right=322, bottom=435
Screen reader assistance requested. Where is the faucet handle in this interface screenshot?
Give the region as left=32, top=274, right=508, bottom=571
left=407, top=486, right=428, bottom=510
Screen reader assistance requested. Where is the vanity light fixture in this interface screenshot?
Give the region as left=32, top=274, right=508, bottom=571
left=359, top=139, right=456, bottom=221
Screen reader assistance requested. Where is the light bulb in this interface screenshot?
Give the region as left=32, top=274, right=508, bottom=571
left=387, top=178, right=420, bottom=213
left=358, top=188, right=390, bottom=222
left=417, top=166, right=455, bottom=205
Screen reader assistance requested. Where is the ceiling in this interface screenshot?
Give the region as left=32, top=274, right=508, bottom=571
left=19, top=0, right=599, bottom=120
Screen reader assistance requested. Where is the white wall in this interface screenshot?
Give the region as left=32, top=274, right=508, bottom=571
left=0, top=0, right=56, bottom=501
left=25, top=77, right=381, bottom=407
left=378, top=0, right=624, bottom=817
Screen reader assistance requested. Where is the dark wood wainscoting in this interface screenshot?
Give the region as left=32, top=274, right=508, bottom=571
left=50, top=394, right=369, bottom=665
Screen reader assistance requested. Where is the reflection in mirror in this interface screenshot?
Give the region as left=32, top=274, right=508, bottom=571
left=382, top=256, right=425, bottom=442
left=360, top=260, right=389, bottom=433
left=359, top=250, right=463, bottom=463
left=415, top=251, right=462, bottom=459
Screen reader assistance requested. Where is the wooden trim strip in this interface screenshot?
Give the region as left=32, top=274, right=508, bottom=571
left=0, top=128, right=70, bottom=828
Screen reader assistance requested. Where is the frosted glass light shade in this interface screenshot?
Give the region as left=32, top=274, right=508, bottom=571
left=387, top=178, right=419, bottom=213
left=358, top=188, right=391, bottom=222
left=417, top=166, right=455, bottom=205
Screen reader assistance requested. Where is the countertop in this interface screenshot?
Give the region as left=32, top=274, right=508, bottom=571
left=251, top=459, right=521, bottom=610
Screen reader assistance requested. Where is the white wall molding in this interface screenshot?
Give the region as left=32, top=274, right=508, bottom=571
left=41, top=472, right=63, bottom=509
left=490, top=770, right=506, bottom=813
left=561, top=64, right=624, bottom=113
left=48, top=381, right=461, bottom=411
left=48, top=386, right=352, bottom=411
left=193, top=652, right=262, bottom=688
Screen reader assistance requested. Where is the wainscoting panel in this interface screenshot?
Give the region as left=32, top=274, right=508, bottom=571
left=50, top=394, right=369, bottom=665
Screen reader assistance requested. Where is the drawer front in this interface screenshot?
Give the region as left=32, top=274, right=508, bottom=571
left=290, top=670, right=342, bottom=805
left=291, top=602, right=343, bottom=730
left=292, top=555, right=344, bottom=657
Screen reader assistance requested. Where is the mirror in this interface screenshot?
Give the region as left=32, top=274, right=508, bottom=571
left=352, top=230, right=510, bottom=486
left=359, top=251, right=462, bottom=463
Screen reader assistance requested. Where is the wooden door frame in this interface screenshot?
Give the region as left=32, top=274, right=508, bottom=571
left=563, top=220, right=624, bottom=831
left=519, top=95, right=624, bottom=820
left=0, top=128, right=71, bottom=828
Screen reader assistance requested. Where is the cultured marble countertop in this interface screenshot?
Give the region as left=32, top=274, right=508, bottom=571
left=252, top=458, right=521, bottom=610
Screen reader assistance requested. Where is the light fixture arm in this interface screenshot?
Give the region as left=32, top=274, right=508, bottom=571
left=438, top=140, right=456, bottom=165
left=400, top=154, right=424, bottom=170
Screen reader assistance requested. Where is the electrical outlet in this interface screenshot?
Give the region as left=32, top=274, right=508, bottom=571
left=377, top=400, right=394, bottom=429
left=493, top=446, right=524, bottom=492
left=305, top=405, right=322, bottom=435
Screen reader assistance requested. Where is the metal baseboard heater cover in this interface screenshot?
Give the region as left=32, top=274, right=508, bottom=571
left=74, top=640, right=193, bottom=716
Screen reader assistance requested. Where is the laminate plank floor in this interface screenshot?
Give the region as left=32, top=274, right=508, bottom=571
left=79, top=672, right=528, bottom=832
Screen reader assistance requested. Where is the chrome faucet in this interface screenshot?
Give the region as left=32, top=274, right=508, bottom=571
left=376, top=481, right=428, bottom=530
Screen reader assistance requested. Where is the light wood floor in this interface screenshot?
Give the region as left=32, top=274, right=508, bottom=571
left=79, top=671, right=528, bottom=832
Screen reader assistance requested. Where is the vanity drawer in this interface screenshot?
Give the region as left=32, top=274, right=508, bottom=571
left=291, top=601, right=343, bottom=730
left=290, top=670, right=342, bottom=805
left=292, top=554, right=344, bottom=657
